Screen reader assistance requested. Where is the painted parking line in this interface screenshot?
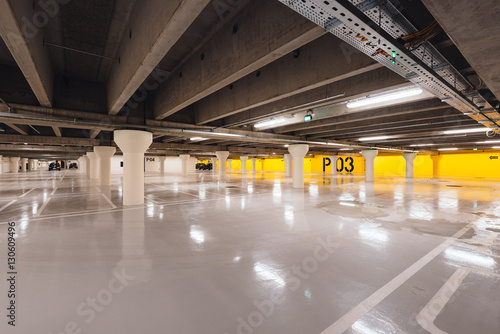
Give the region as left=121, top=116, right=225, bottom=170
left=35, top=197, right=52, bottom=217
left=320, top=211, right=491, bottom=334
left=416, top=267, right=500, bottom=334
left=50, top=187, right=58, bottom=196
left=0, top=200, right=17, bottom=213
left=19, top=188, right=36, bottom=198
left=101, top=193, right=117, bottom=209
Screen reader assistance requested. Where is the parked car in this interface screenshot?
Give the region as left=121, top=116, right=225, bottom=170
left=195, top=162, right=213, bottom=170
left=69, top=162, right=78, bottom=169
left=48, top=162, right=61, bottom=171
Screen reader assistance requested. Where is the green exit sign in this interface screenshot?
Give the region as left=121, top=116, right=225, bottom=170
left=304, top=114, right=313, bottom=122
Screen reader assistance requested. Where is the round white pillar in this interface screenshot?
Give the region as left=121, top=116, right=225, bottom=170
left=288, top=145, right=309, bottom=189
left=21, top=158, right=28, bottom=172
left=403, top=152, right=417, bottom=179
left=34, top=159, right=38, bottom=171
left=240, top=156, right=248, bottom=174
left=251, top=158, right=257, bottom=172
left=114, top=130, right=152, bottom=206
left=227, top=158, right=233, bottom=172
left=330, top=155, right=338, bottom=175
left=210, top=157, right=217, bottom=174
left=179, top=154, right=190, bottom=176
left=87, top=152, right=100, bottom=180
left=159, top=156, right=167, bottom=174
left=10, top=157, right=20, bottom=173
left=284, top=154, right=292, bottom=177
left=215, top=151, right=229, bottom=179
left=0, top=155, right=3, bottom=174
left=361, top=150, right=378, bottom=182
left=83, top=155, right=90, bottom=178
left=94, top=146, right=116, bottom=186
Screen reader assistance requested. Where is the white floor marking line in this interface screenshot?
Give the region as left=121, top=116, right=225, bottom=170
left=35, top=197, right=52, bottom=217
left=50, top=187, right=58, bottom=196
left=320, top=220, right=477, bottom=334
left=416, top=267, right=470, bottom=334
left=480, top=232, right=498, bottom=248
left=100, top=193, right=117, bottom=209
left=416, top=267, right=500, bottom=334
left=0, top=200, right=17, bottom=213
left=19, top=188, right=36, bottom=198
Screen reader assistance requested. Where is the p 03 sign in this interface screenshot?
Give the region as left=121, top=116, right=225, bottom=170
left=323, top=157, right=355, bottom=173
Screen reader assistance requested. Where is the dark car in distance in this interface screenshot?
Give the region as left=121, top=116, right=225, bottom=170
left=69, top=162, right=78, bottom=169
left=195, top=162, right=213, bottom=170
left=49, top=162, right=61, bottom=171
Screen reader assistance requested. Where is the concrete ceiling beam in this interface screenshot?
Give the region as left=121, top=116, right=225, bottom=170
left=222, top=67, right=407, bottom=127
left=0, top=0, right=53, bottom=107
left=106, top=0, right=211, bottom=115
left=193, top=34, right=381, bottom=124
left=153, top=0, right=325, bottom=120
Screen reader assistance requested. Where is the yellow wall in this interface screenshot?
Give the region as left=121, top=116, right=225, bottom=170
left=438, top=152, right=500, bottom=178
left=311, top=155, right=365, bottom=175
left=374, top=155, right=433, bottom=177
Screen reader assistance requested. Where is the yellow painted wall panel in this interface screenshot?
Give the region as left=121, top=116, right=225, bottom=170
left=438, top=152, right=500, bottom=178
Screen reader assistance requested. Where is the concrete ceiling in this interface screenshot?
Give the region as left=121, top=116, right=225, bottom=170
left=0, top=0, right=499, bottom=160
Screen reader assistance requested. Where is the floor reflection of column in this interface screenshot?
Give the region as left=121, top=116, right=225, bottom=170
left=113, top=208, right=152, bottom=285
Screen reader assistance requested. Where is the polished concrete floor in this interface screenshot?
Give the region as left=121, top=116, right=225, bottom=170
left=0, top=170, right=499, bottom=334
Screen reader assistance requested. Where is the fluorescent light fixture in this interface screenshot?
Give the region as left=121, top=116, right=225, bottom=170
left=409, top=143, right=436, bottom=147
left=492, top=146, right=500, bottom=149
left=443, top=128, right=488, bottom=135
left=284, top=144, right=289, bottom=148
left=359, top=135, right=389, bottom=142
left=476, top=140, right=500, bottom=144
left=438, top=148, right=458, bottom=151
left=254, top=117, right=287, bottom=129
left=339, top=148, right=352, bottom=151
left=190, top=137, right=207, bottom=141
left=347, top=88, right=423, bottom=109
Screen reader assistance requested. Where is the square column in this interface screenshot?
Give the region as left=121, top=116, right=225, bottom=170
left=240, top=156, right=248, bottom=174
left=215, top=151, right=229, bottom=179
left=113, top=130, right=153, bottom=206
left=361, top=150, right=378, bottom=182
left=0, top=155, right=3, bottom=174
left=403, top=152, right=417, bottom=179
left=10, top=157, right=20, bottom=173
left=284, top=154, right=292, bottom=177
left=431, top=155, right=442, bottom=179
left=329, top=155, right=338, bottom=175
left=288, top=144, right=309, bottom=189
left=83, top=155, right=90, bottom=178
left=94, top=146, right=116, bottom=186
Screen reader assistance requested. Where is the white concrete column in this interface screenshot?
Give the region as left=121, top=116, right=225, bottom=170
left=94, top=146, right=116, bottom=186
left=83, top=155, right=90, bottom=178
left=33, top=159, right=38, bottom=171
left=159, top=156, right=166, bottom=174
left=0, top=155, right=3, bottom=174
left=403, top=152, right=417, bottom=179
left=361, top=150, right=378, bottom=182
left=330, top=155, right=338, bottom=175
left=251, top=158, right=257, bottom=172
left=284, top=154, right=292, bottom=177
left=179, top=154, right=190, bottom=176
left=240, top=156, right=248, bottom=173
left=215, top=151, right=229, bottom=179
left=113, top=130, right=152, bottom=206
left=21, top=158, right=28, bottom=172
left=288, top=144, right=309, bottom=189
left=10, top=157, right=20, bottom=173
left=87, top=152, right=100, bottom=180
left=227, top=158, right=233, bottom=172
left=210, top=157, right=217, bottom=174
